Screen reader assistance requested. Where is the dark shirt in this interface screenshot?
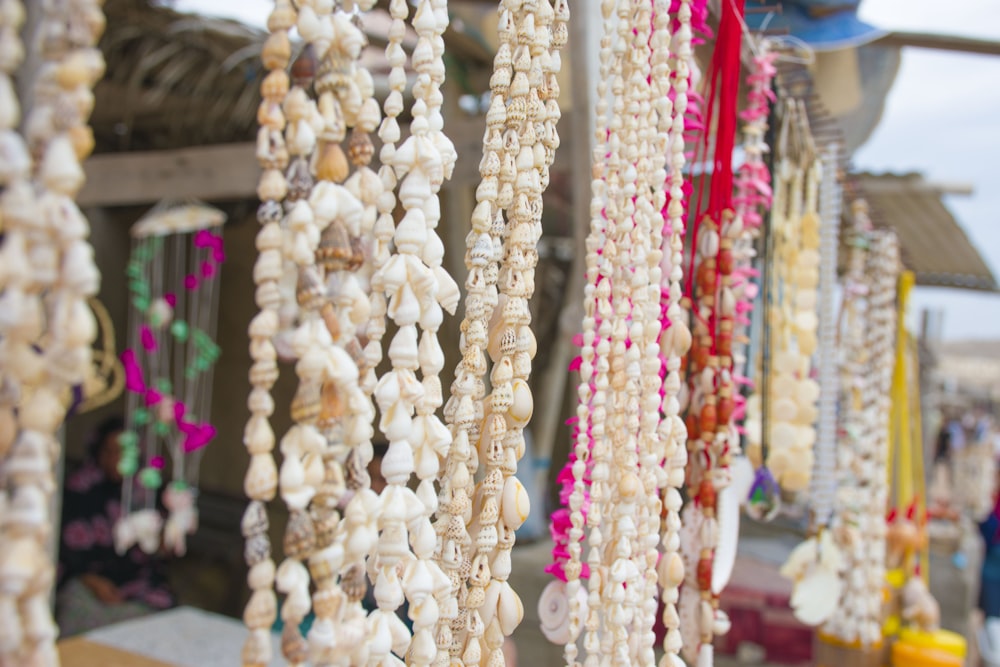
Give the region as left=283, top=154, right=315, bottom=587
left=58, top=461, right=174, bottom=609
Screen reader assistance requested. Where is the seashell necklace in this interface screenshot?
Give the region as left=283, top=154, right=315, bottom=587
left=464, top=3, right=567, bottom=666
left=241, top=1, right=298, bottom=663
left=679, top=2, right=746, bottom=664
left=271, top=7, right=338, bottom=664
left=657, top=0, right=696, bottom=663
left=778, top=139, right=847, bottom=630
left=0, top=1, right=105, bottom=665
left=744, top=98, right=820, bottom=495
left=301, top=2, right=384, bottom=664
left=361, top=1, right=458, bottom=665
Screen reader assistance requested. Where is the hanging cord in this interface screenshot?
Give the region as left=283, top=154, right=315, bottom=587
left=811, top=142, right=840, bottom=530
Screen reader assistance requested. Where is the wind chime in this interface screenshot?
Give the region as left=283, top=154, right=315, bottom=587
left=0, top=0, right=105, bottom=665
left=115, top=203, right=226, bottom=558
left=242, top=1, right=568, bottom=666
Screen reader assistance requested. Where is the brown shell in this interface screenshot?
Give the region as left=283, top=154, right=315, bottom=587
left=341, top=563, right=368, bottom=603
left=281, top=624, right=309, bottom=664
left=290, top=381, right=322, bottom=425
left=316, top=220, right=354, bottom=274
left=315, top=142, right=350, bottom=184
left=317, top=381, right=345, bottom=429
left=308, top=551, right=336, bottom=588
left=285, top=157, right=314, bottom=203
left=283, top=509, right=317, bottom=561
left=310, top=502, right=339, bottom=550
left=295, top=265, right=327, bottom=312
left=244, top=533, right=271, bottom=567
left=312, top=587, right=345, bottom=620
left=290, top=44, right=317, bottom=89
left=242, top=501, right=270, bottom=537
left=345, top=448, right=370, bottom=491
left=347, top=128, right=374, bottom=168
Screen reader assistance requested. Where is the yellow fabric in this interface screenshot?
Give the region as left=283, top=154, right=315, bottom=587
left=889, top=271, right=921, bottom=577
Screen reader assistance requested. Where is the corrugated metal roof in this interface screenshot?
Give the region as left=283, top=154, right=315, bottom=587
left=849, top=172, right=998, bottom=292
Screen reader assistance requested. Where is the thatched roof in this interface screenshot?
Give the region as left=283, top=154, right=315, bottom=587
left=95, top=0, right=496, bottom=153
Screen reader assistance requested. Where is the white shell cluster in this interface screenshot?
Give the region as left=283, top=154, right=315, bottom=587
left=548, top=1, right=690, bottom=666
left=366, top=0, right=458, bottom=664
left=744, top=103, right=823, bottom=494
left=435, top=2, right=566, bottom=667
left=242, top=3, right=299, bottom=665
left=822, top=204, right=900, bottom=646
left=657, top=2, right=695, bottom=664
left=0, top=0, right=105, bottom=665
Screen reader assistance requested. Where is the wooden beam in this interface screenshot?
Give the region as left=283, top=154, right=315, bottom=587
left=857, top=177, right=975, bottom=197
left=79, top=143, right=260, bottom=207
left=877, top=31, right=1000, bottom=57
left=80, top=111, right=574, bottom=207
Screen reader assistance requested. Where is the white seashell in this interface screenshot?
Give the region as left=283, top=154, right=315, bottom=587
left=61, top=240, right=100, bottom=296
left=40, top=135, right=84, bottom=196
left=501, top=476, right=530, bottom=530
left=496, top=581, right=524, bottom=636
left=248, top=558, right=276, bottom=590
left=0, top=595, right=22, bottom=654
left=0, top=129, right=30, bottom=184
left=789, top=566, right=841, bottom=626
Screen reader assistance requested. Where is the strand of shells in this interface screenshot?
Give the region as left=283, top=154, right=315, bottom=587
left=538, top=0, right=620, bottom=661
left=581, top=5, right=631, bottom=665
left=434, top=0, right=507, bottom=655
left=301, top=3, right=384, bottom=663
left=469, top=2, right=567, bottom=666
left=744, top=102, right=821, bottom=494
left=779, top=142, right=846, bottom=629
left=598, top=2, right=648, bottom=662
left=823, top=203, right=898, bottom=646
left=330, top=0, right=413, bottom=656
left=632, top=2, right=673, bottom=663
left=269, top=4, right=350, bottom=663
left=241, top=0, right=297, bottom=667
left=241, top=2, right=299, bottom=663
left=0, top=1, right=105, bottom=665
left=810, top=142, right=839, bottom=531
left=657, top=1, right=695, bottom=663
left=364, top=1, right=458, bottom=664
left=679, top=210, right=726, bottom=666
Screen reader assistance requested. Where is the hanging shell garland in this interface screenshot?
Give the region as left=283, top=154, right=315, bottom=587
left=823, top=208, right=900, bottom=646
left=0, top=1, right=105, bottom=665
left=242, top=2, right=298, bottom=665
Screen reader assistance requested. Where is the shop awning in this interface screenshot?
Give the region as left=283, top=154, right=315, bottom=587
left=849, top=172, right=998, bottom=292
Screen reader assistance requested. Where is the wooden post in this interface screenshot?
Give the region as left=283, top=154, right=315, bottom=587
left=531, top=1, right=599, bottom=508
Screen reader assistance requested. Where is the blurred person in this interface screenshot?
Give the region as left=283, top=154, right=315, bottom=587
left=978, top=466, right=1000, bottom=621
left=56, top=416, right=175, bottom=636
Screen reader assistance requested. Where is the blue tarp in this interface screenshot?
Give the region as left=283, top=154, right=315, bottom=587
left=744, top=0, right=886, bottom=51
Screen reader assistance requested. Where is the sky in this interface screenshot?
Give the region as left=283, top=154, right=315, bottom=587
left=179, top=0, right=1000, bottom=341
